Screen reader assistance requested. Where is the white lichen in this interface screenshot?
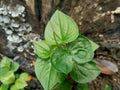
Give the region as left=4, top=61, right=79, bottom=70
left=0, top=5, right=8, bottom=15
left=17, top=46, right=24, bottom=52
left=7, top=35, right=23, bottom=43
left=0, top=3, right=40, bottom=54
left=4, top=29, right=13, bottom=34
left=11, top=22, right=19, bottom=28
left=8, top=5, right=25, bottom=17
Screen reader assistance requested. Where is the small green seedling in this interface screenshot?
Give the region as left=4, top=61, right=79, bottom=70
left=34, top=10, right=101, bottom=90
left=0, top=57, right=28, bottom=90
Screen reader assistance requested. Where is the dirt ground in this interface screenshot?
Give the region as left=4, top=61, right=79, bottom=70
left=0, top=0, right=120, bottom=90
left=68, top=0, right=120, bottom=90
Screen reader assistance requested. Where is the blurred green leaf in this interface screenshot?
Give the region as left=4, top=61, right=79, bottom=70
left=11, top=73, right=28, bottom=90
left=105, top=85, right=112, bottom=90
left=0, top=57, right=11, bottom=68
left=0, top=84, right=9, bottom=90
left=11, top=62, right=19, bottom=72
left=0, top=71, right=15, bottom=85
left=11, top=79, right=27, bottom=90
left=19, top=73, right=28, bottom=81
left=0, top=67, right=9, bottom=77
left=10, top=85, right=18, bottom=90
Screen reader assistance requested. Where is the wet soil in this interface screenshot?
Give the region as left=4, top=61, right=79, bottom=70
left=0, top=0, right=120, bottom=90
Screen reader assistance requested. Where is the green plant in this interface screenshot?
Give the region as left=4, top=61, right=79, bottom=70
left=34, top=10, right=101, bottom=90
left=104, top=85, right=112, bottom=90
left=0, top=57, right=28, bottom=90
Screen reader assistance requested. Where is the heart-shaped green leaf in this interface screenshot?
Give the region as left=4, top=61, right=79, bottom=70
left=34, top=40, right=56, bottom=59
left=51, top=48, right=74, bottom=74
left=70, top=61, right=101, bottom=83
left=45, top=10, right=79, bottom=45
left=68, top=35, right=94, bottom=64
left=35, top=58, right=65, bottom=90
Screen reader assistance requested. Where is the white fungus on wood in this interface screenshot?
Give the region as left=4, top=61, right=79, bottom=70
left=0, top=3, right=40, bottom=54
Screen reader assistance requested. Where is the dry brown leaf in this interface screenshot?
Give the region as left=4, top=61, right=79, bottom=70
left=94, top=59, right=118, bottom=75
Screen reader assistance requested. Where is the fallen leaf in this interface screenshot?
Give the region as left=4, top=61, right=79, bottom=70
left=94, top=59, right=118, bottom=75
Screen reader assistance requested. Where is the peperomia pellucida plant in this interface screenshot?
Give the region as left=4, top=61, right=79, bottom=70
left=0, top=57, right=28, bottom=90
left=34, top=10, right=101, bottom=90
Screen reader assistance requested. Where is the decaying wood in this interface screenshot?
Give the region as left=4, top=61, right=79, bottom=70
left=41, top=0, right=53, bottom=24
left=25, top=0, right=36, bottom=15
